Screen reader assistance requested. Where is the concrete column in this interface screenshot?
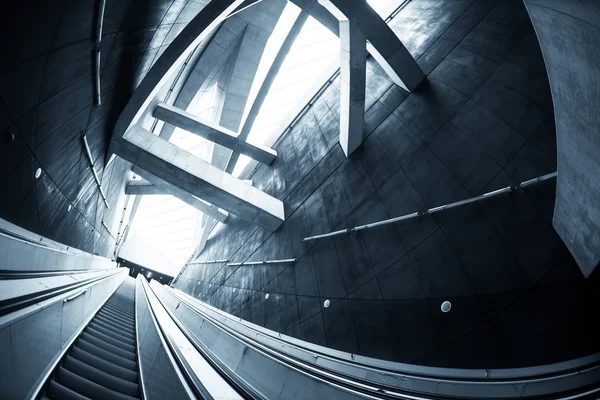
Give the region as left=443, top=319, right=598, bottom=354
left=112, top=124, right=285, bottom=231
left=316, top=0, right=425, bottom=91
left=339, top=19, right=367, bottom=157
left=153, top=103, right=277, bottom=165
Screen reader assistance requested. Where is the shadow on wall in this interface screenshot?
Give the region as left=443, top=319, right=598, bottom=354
left=524, top=0, right=600, bottom=277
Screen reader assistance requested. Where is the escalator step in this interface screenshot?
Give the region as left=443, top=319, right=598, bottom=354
left=79, top=333, right=136, bottom=361
left=101, top=307, right=134, bottom=321
left=103, top=303, right=134, bottom=316
left=90, top=320, right=136, bottom=341
left=86, top=325, right=136, bottom=347
left=70, top=347, right=138, bottom=383
left=76, top=339, right=137, bottom=370
left=85, top=327, right=136, bottom=352
left=96, top=309, right=135, bottom=325
left=105, top=305, right=133, bottom=315
left=55, top=367, right=139, bottom=400
left=97, top=310, right=135, bottom=326
left=46, top=380, right=91, bottom=400
left=94, top=314, right=135, bottom=332
left=63, top=356, right=140, bottom=397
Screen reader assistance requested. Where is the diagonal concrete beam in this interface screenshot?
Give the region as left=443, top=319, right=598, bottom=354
left=302, top=0, right=424, bottom=91
left=112, top=124, right=284, bottom=231
left=338, top=19, right=367, bottom=157
left=126, top=180, right=164, bottom=195
left=225, top=11, right=309, bottom=173
left=131, top=167, right=229, bottom=223
left=153, top=103, right=277, bottom=165
left=126, top=179, right=253, bottom=195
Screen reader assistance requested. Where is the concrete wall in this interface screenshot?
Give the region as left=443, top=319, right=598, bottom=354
left=0, top=269, right=127, bottom=399
left=523, top=0, right=600, bottom=277
left=0, top=0, right=209, bottom=257
left=174, top=0, right=600, bottom=369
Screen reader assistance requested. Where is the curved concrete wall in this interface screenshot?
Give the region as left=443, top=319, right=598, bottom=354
left=523, top=0, right=600, bottom=277
left=175, top=0, right=600, bottom=369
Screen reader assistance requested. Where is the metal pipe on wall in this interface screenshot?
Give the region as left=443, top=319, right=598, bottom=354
left=303, top=172, right=558, bottom=242
left=81, top=133, right=109, bottom=208
left=94, top=0, right=107, bottom=106
left=227, top=258, right=296, bottom=267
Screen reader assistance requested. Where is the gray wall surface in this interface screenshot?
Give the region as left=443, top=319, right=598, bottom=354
left=0, top=0, right=210, bottom=257
left=523, top=0, right=600, bottom=277
left=0, top=269, right=127, bottom=399
left=174, top=0, right=600, bottom=369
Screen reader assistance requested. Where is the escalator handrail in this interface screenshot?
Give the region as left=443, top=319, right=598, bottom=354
left=137, top=277, right=206, bottom=400
left=146, top=280, right=263, bottom=400
left=0, top=269, right=124, bottom=328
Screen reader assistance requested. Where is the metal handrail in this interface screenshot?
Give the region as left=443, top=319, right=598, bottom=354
left=63, top=289, right=87, bottom=303
left=189, top=259, right=229, bottom=265
left=94, top=0, right=107, bottom=106
left=304, top=172, right=557, bottom=242
left=227, top=258, right=296, bottom=266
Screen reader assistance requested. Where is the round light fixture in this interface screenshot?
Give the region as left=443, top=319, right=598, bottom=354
left=265, top=293, right=269, bottom=300
left=323, top=299, right=330, bottom=308
left=68, top=204, right=72, bottom=212
left=441, top=301, right=452, bottom=313
left=35, top=168, right=42, bottom=179
left=233, top=288, right=236, bottom=293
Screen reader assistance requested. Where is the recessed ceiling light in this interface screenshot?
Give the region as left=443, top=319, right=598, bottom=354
left=323, top=299, right=330, bottom=308
left=35, top=168, right=42, bottom=179
left=441, top=301, right=451, bottom=313
left=265, top=293, right=269, bottom=300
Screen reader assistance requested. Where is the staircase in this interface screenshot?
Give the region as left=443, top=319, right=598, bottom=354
left=41, top=278, right=141, bottom=400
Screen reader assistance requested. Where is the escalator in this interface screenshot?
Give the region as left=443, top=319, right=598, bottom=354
left=40, top=278, right=141, bottom=400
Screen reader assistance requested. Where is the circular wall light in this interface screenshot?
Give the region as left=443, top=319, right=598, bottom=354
left=265, top=293, right=269, bottom=300
left=441, top=301, right=452, bottom=313
left=35, top=168, right=42, bottom=179
left=323, top=299, right=330, bottom=308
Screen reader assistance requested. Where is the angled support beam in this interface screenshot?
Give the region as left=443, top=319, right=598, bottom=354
left=225, top=11, right=309, bottom=174
left=339, top=19, right=367, bottom=157
left=132, top=167, right=229, bottom=223
left=112, top=124, right=284, bottom=231
left=126, top=180, right=165, bottom=195
left=312, top=0, right=425, bottom=91
left=153, top=103, right=277, bottom=165
left=126, top=179, right=253, bottom=195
